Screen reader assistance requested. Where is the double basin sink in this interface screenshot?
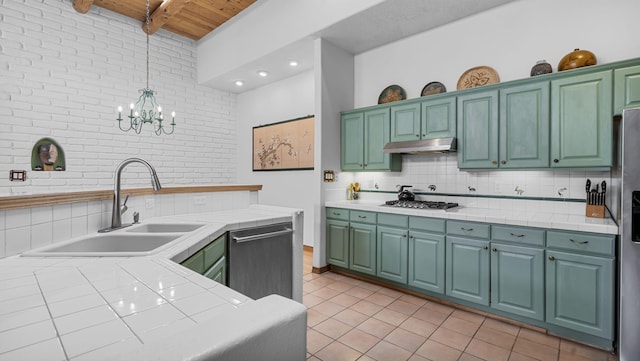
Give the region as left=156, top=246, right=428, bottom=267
left=22, top=223, right=207, bottom=257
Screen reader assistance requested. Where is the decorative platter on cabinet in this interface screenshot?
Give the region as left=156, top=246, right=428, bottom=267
left=378, top=85, right=407, bottom=104
left=456, top=66, right=500, bottom=90
left=421, top=81, right=447, bottom=96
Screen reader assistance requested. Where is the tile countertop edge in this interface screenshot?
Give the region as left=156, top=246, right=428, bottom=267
left=325, top=200, right=619, bottom=235
left=0, top=205, right=306, bottom=361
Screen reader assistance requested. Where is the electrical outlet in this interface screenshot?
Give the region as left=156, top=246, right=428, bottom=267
left=194, top=196, right=206, bottom=205
left=145, top=198, right=155, bottom=209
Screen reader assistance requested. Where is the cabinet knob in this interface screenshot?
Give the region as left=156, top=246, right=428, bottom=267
left=363, top=163, right=368, bottom=167
left=549, top=256, right=555, bottom=261
left=422, top=134, right=426, bottom=137
left=553, top=159, right=559, bottom=163
left=492, top=248, right=497, bottom=252
left=416, top=134, right=420, bottom=138
left=492, top=160, right=498, bottom=165
left=483, top=246, right=489, bottom=250
left=501, top=160, right=506, bottom=165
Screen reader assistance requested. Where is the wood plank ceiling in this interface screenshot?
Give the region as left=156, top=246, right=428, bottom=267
left=73, top=0, right=257, bottom=40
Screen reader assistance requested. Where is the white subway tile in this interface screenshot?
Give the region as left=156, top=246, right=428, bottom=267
left=30, top=223, right=53, bottom=250
left=52, top=204, right=72, bottom=221
left=71, top=216, right=88, bottom=238
left=5, top=227, right=31, bottom=256
left=71, top=202, right=88, bottom=218
left=30, top=206, right=53, bottom=225
left=52, top=219, right=72, bottom=243
left=5, top=209, right=30, bottom=229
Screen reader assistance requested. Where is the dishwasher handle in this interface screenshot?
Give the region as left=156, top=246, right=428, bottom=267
left=232, top=228, right=293, bottom=243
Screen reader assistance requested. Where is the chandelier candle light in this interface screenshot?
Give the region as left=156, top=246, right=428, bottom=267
left=117, top=0, right=175, bottom=135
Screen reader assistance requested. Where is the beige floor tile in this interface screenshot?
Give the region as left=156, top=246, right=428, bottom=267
left=441, top=316, right=481, bottom=337
left=559, top=351, right=605, bottom=361
left=429, top=327, right=472, bottom=351
left=421, top=301, right=455, bottom=316
left=450, top=309, right=485, bottom=325
left=333, top=308, right=370, bottom=327
left=408, top=355, right=429, bottom=361
left=367, top=292, right=396, bottom=307
left=307, top=356, right=321, bottom=361
left=356, top=318, right=396, bottom=339
left=474, top=324, right=517, bottom=350
left=465, top=338, right=510, bottom=361
left=384, top=327, right=427, bottom=353
left=559, top=339, right=611, bottom=361
left=376, top=287, right=405, bottom=298
left=351, top=300, right=384, bottom=316
left=312, top=300, right=346, bottom=317
left=508, top=351, right=539, bottom=361
left=304, top=293, right=325, bottom=308
left=399, top=317, right=438, bottom=338
left=399, top=294, right=428, bottom=307
left=348, top=287, right=375, bottom=299
left=307, top=328, right=333, bottom=354
left=312, top=286, right=343, bottom=300
left=415, top=339, right=462, bottom=361
left=304, top=282, right=325, bottom=293
left=513, top=338, right=559, bottom=361
left=332, top=293, right=361, bottom=308
left=373, top=308, right=409, bottom=326
left=326, top=281, right=355, bottom=293
left=482, top=318, right=521, bottom=336
left=357, top=355, right=377, bottom=361
left=358, top=282, right=383, bottom=292
left=338, top=328, right=380, bottom=353
left=459, top=353, right=485, bottom=361
left=412, top=307, right=449, bottom=326
left=314, top=318, right=353, bottom=339
left=518, top=328, right=560, bottom=349
left=387, top=299, right=421, bottom=316
left=307, top=308, right=329, bottom=327
left=365, top=340, right=412, bottom=361
left=315, top=341, right=362, bottom=361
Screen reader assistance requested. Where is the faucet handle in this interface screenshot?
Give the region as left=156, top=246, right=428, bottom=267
left=133, top=212, right=139, bottom=224
left=120, top=194, right=129, bottom=214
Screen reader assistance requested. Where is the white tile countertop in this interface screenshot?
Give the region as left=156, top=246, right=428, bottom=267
left=0, top=205, right=306, bottom=361
left=325, top=199, right=619, bottom=235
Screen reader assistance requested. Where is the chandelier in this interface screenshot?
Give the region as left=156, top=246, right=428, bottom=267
left=117, top=0, right=175, bottom=135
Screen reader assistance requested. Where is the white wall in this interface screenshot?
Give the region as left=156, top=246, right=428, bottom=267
left=236, top=71, right=315, bottom=245
left=0, top=0, right=237, bottom=195
left=354, top=0, right=640, bottom=107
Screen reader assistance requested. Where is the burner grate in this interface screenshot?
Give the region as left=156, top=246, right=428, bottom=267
left=383, top=200, right=458, bottom=210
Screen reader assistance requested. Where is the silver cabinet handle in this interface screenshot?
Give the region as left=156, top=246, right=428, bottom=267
left=232, top=228, right=292, bottom=243
left=358, top=215, right=367, bottom=219
left=461, top=227, right=474, bottom=232
left=510, top=233, right=525, bottom=238
left=332, top=212, right=341, bottom=216
left=570, top=239, right=589, bottom=245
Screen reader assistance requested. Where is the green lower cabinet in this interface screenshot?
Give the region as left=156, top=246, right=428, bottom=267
left=204, top=256, right=226, bottom=284
left=377, top=226, right=408, bottom=283
left=545, top=250, right=614, bottom=339
left=446, top=236, right=490, bottom=306
left=326, top=219, right=350, bottom=268
left=350, top=223, right=377, bottom=275
left=490, top=243, right=544, bottom=320
left=408, top=231, right=445, bottom=294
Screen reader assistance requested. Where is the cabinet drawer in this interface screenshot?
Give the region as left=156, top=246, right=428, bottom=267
left=203, top=234, right=226, bottom=270
left=409, top=216, right=445, bottom=233
left=447, top=221, right=490, bottom=239
left=350, top=210, right=376, bottom=224
left=378, top=213, right=408, bottom=228
left=492, top=225, right=545, bottom=247
left=326, top=207, right=349, bottom=221
left=547, top=230, right=615, bottom=256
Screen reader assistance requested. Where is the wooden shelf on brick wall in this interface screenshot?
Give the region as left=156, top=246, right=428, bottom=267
left=0, top=184, right=262, bottom=210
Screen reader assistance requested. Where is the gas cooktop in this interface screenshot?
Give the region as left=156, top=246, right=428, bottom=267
left=383, top=200, right=459, bottom=210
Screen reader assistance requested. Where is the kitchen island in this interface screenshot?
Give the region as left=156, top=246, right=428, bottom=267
left=0, top=205, right=306, bottom=361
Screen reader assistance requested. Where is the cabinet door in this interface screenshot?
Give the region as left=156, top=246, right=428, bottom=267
left=546, top=250, right=614, bottom=339
left=457, top=90, right=499, bottom=168
left=421, top=97, right=456, bottom=139
left=408, top=230, right=445, bottom=294
left=377, top=226, right=408, bottom=283
left=614, top=65, right=640, bottom=115
left=491, top=243, right=544, bottom=320
left=550, top=71, right=613, bottom=168
left=204, top=256, right=226, bottom=285
left=390, top=102, right=421, bottom=142
left=499, top=82, right=550, bottom=168
left=326, top=219, right=349, bottom=268
left=350, top=223, right=377, bottom=275
left=445, top=236, right=490, bottom=305
left=363, top=108, right=392, bottom=170
left=341, top=112, right=364, bottom=170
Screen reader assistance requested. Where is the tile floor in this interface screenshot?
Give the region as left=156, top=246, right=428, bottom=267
left=302, top=248, right=617, bottom=361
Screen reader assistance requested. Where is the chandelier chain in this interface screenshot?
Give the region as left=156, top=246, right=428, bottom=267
left=145, top=0, right=150, bottom=89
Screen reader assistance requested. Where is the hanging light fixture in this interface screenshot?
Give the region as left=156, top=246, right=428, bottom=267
left=116, top=0, right=175, bottom=135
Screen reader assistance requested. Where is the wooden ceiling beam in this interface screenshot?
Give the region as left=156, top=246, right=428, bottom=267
left=144, top=0, right=192, bottom=35
left=72, top=0, right=94, bottom=14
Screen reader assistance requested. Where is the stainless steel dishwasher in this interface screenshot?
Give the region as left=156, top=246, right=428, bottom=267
left=228, top=222, right=293, bottom=300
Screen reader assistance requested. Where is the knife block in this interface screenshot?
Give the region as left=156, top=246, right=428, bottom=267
left=586, top=198, right=605, bottom=218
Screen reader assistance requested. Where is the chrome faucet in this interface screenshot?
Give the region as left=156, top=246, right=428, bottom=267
left=99, top=158, right=161, bottom=232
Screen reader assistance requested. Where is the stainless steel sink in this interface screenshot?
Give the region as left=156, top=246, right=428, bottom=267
left=21, top=233, right=182, bottom=257
left=126, top=223, right=205, bottom=233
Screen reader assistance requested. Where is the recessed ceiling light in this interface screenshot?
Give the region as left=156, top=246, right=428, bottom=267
left=289, top=61, right=298, bottom=67
left=257, top=70, right=268, bottom=77
left=235, top=80, right=244, bottom=86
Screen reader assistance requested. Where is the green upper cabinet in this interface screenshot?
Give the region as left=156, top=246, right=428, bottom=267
left=422, top=97, right=456, bottom=140
left=390, top=102, right=421, bottom=142
left=614, top=65, right=640, bottom=115
left=550, top=70, right=613, bottom=168
left=457, top=89, right=499, bottom=168
left=499, top=82, right=550, bottom=168
left=341, top=108, right=401, bottom=172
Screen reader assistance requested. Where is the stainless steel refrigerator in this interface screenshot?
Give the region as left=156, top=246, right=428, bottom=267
left=618, top=107, right=640, bottom=361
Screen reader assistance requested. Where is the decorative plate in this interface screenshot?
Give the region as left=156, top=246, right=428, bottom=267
left=456, top=66, right=500, bottom=90
left=378, top=85, right=407, bottom=104
left=421, top=81, right=447, bottom=96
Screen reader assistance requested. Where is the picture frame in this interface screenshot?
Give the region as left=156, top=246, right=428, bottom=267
left=252, top=115, right=314, bottom=171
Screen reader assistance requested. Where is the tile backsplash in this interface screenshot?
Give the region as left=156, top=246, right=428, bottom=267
left=0, top=191, right=257, bottom=259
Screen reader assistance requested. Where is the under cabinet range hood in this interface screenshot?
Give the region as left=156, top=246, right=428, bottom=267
left=383, top=137, right=456, bottom=154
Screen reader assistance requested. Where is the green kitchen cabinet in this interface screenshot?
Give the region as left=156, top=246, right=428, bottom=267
left=341, top=108, right=401, bottom=171
left=181, top=251, right=205, bottom=274
left=457, top=89, right=499, bottom=168
left=326, top=218, right=350, bottom=268
left=614, top=65, right=640, bottom=115
left=377, top=225, right=408, bottom=283
left=408, top=230, right=445, bottom=294
left=550, top=70, right=613, bottom=168
left=204, top=256, right=226, bottom=284
left=350, top=222, right=377, bottom=275
left=490, top=243, right=544, bottom=320
left=390, top=102, right=421, bottom=142
left=499, top=82, right=550, bottom=168
left=326, top=208, right=377, bottom=274
left=445, top=236, right=490, bottom=306
left=421, top=97, right=456, bottom=140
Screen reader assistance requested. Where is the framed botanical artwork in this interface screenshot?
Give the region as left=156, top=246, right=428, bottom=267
left=253, top=115, right=314, bottom=171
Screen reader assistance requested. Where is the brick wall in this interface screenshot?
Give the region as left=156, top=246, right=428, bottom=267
left=0, top=0, right=237, bottom=194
